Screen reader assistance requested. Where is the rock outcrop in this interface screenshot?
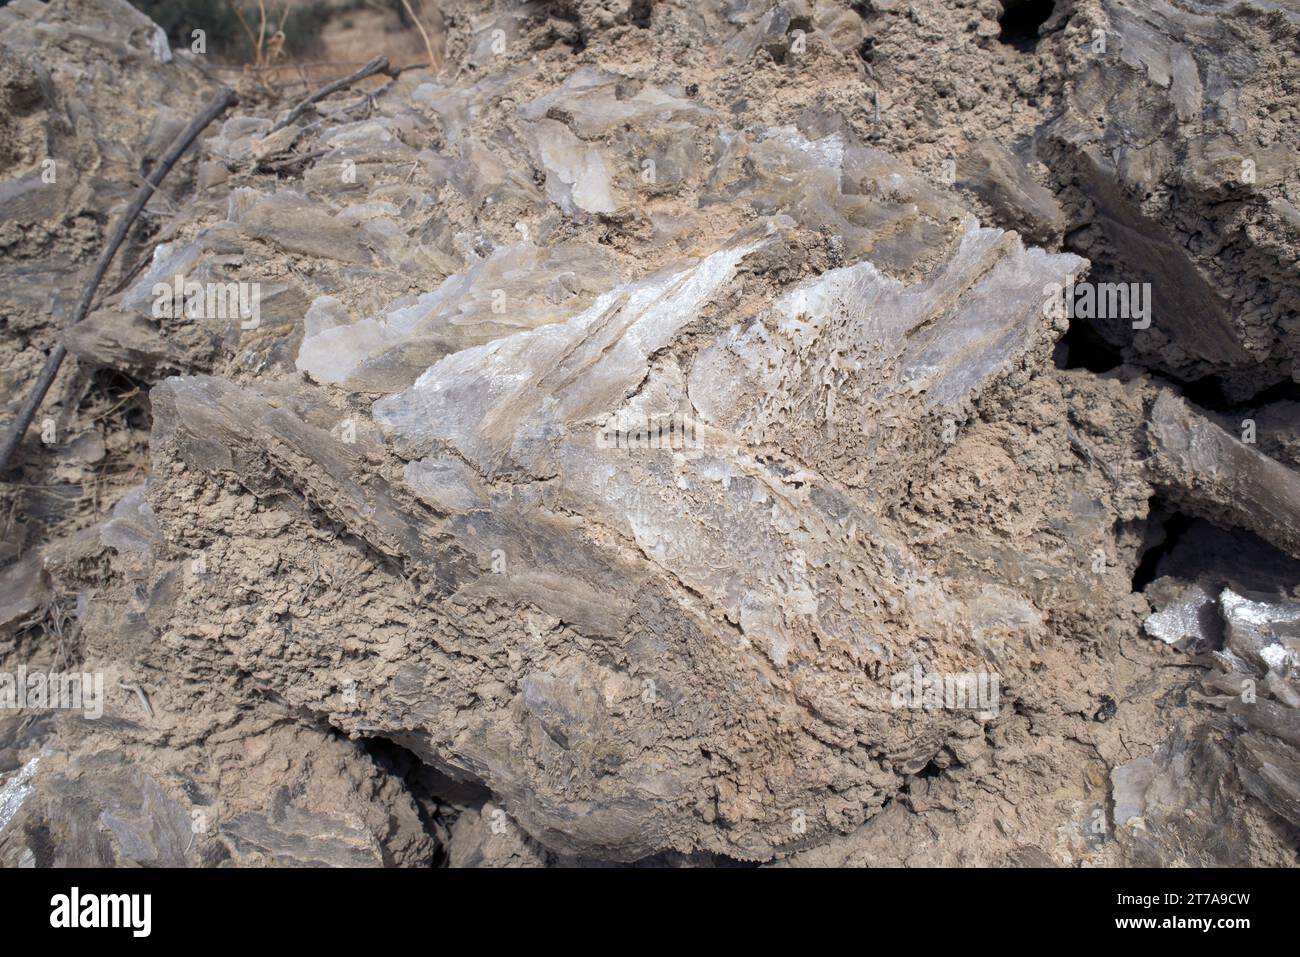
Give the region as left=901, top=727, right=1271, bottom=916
left=2, top=0, right=1299, bottom=868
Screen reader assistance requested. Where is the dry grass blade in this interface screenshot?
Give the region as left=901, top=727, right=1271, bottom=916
left=399, top=0, right=439, bottom=70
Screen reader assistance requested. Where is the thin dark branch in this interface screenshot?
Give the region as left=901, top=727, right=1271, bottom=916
left=388, top=61, right=430, bottom=76
left=270, top=55, right=390, bottom=133
left=0, top=87, right=239, bottom=474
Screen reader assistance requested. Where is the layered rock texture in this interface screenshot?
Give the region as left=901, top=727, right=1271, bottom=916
left=1, top=0, right=1298, bottom=866
left=1043, top=0, right=1300, bottom=398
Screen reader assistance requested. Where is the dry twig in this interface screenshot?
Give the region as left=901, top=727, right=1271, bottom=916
left=270, top=55, right=391, bottom=133
left=0, top=87, right=239, bottom=474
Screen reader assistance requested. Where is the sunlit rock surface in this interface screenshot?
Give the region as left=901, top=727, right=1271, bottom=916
left=5, top=0, right=1300, bottom=868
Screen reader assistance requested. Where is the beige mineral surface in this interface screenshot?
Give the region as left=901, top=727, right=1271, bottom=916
left=1, top=0, right=1298, bottom=867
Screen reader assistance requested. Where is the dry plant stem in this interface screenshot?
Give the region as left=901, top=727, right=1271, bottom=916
left=231, top=2, right=259, bottom=59
left=388, top=61, right=430, bottom=76
left=257, top=0, right=267, bottom=66
left=271, top=55, right=390, bottom=132
left=400, top=0, right=439, bottom=69
left=0, top=87, right=239, bottom=474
